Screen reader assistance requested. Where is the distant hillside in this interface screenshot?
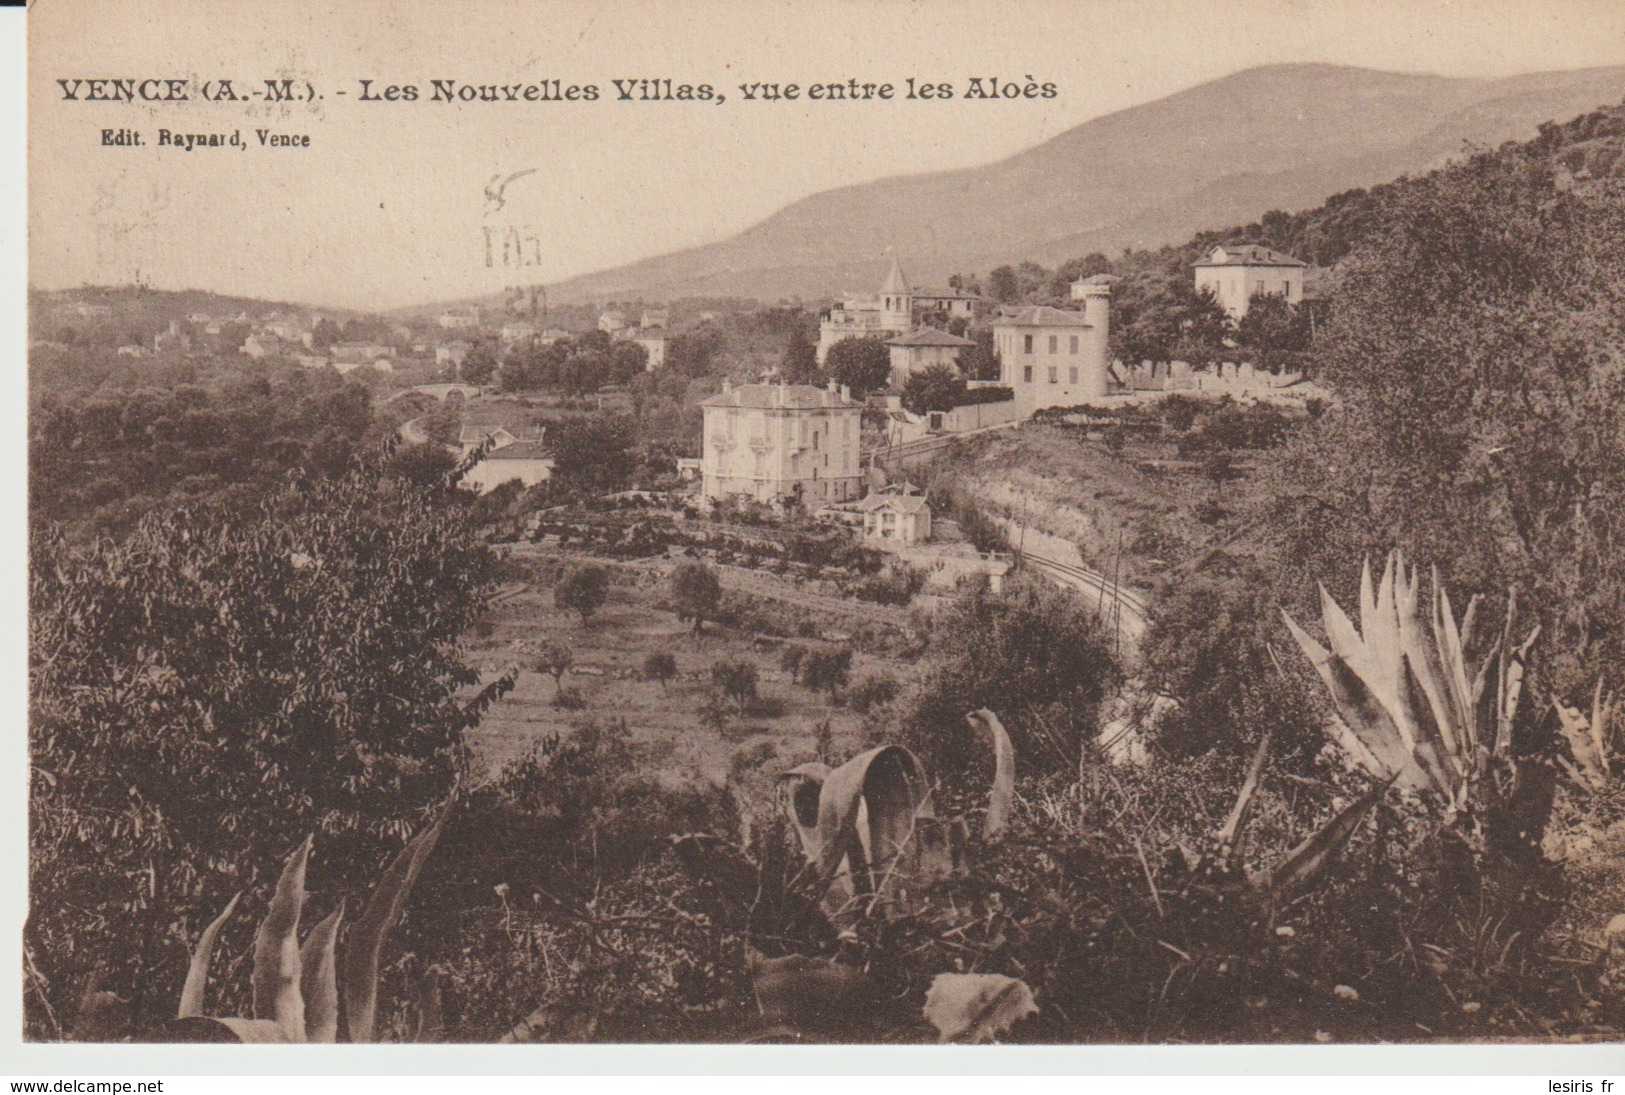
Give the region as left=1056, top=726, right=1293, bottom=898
left=533, top=63, right=1625, bottom=304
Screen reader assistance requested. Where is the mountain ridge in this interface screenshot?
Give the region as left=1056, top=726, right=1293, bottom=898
left=523, top=62, right=1625, bottom=305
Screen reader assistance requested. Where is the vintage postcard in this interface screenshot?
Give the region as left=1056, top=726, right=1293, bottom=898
left=21, top=0, right=1625, bottom=1063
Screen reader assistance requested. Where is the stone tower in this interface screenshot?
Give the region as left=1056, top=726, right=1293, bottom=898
left=878, top=256, right=912, bottom=331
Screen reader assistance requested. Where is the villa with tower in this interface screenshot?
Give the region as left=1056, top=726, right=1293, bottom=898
left=991, top=274, right=1116, bottom=416
left=816, top=257, right=980, bottom=363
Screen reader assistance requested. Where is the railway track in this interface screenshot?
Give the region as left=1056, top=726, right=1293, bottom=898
left=1021, top=551, right=1150, bottom=634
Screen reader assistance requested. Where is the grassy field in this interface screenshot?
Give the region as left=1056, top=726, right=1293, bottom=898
left=462, top=551, right=914, bottom=789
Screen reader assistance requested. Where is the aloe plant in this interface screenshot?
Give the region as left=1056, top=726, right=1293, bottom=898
left=777, top=709, right=1014, bottom=920
left=158, top=814, right=444, bottom=1043
left=1281, top=552, right=1539, bottom=809
left=1554, top=679, right=1617, bottom=793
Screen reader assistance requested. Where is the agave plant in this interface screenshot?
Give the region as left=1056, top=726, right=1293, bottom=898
left=1281, top=552, right=1539, bottom=810
left=156, top=814, right=444, bottom=1043
left=777, top=708, right=1015, bottom=920
left=1554, top=679, right=1618, bottom=794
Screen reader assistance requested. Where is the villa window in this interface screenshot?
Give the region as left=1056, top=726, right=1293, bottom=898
left=1023, top=334, right=1033, bottom=354
left=1048, top=335, right=1057, bottom=354
left=1069, top=367, right=1078, bottom=383
left=1023, top=365, right=1033, bottom=383
left=1048, top=367, right=1058, bottom=384
left=1069, top=335, right=1079, bottom=353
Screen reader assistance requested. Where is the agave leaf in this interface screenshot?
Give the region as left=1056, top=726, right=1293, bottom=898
left=299, top=903, right=343, bottom=1044
left=777, top=762, right=832, bottom=865
left=1218, top=725, right=1274, bottom=862
left=809, top=746, right=928, bottom=888
left=178, top=891, right=240, bottom=1019
left=1397, top=653, right=1457, bottom=798
left=1497, top=626, right=1540, bottom=756
left=922, top=972, right=1038, bottom=1044
left=1398, top=566, right=1462, bottom=769
left=1282, top=609, right=1417, bottom=787
left=1433, top=581, right=1476, bottom=752
left=968, top=709, right=1015, bottom=842
left=215, top=1017, right=297, bottom=1044
left=1258, top=784, right=1385, bottom=904
left=342, top=814, right=445, bottom=1043
left=252, top=837, right=310, bottom=1040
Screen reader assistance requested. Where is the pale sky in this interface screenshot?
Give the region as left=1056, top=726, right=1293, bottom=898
left=28, top=0, right=1625, bottom=310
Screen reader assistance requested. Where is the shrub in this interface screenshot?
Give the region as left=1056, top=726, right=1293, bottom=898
left=710, top=659, right=760, bottom=713
left=846, top=674, right=902, bottom=715
left=780, top=644, right=808, bottom=683
left=800, top=647, right=853, bottom=697
left=642, top=651, right=678, bottom=688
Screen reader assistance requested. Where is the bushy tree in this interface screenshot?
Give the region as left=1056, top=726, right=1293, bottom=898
left=536, top=639, right=575, bottom=690
left=670, top=561, right=722, bottom=635
left=555, top=563, right=610, bottom=621
left=28, top=459, right=506, bottom=1032
left=904, top=577, right=1121, bottom=776
left=1267, top=146, right=1625, bottom=693
left=824, top=336, right=891, bottom=395
left=780, top=330, right=822, bottom=385
left=549, top=414, right=636, bottom=494
left=1141, top=570, right=1320, bottom=760
left=461, top=341, right=498, bottom=384
left=956, top=329, right=1001, bottom=382
left=1235, top=292, right=1309, bottom=362
left=801, top=646, right=852, bottom=696
left=899, top=363, right=967, bottom=415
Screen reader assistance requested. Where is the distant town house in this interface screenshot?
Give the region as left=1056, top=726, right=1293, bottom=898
left=700, top=380, right=864, bottom=507
left=1193, top=243, right=1307, bottom=320
left=436, top=340, right=472, bottom=368
left=438, top=308, right=480, bottom=330
left=240, top=332, right=286, bottom=359
left=885, top=327, right=975, bottom=388
left=633, top=328, right=669, bottom=370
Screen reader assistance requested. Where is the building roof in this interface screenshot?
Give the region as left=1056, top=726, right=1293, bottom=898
left=913, top=287, right=981, bottom=301
left=486, top=440, right=553, bottom=461
left=879, top=256, right=908, bottom=296
left=993, top=305, right=1093, bottom=328
left=887, top=327, right=976, bottom=348
left=700, top=383, right=864, bottom=410
left=1193, top=243, right=1307, bottom=269
left=856, top=493, right=931, bottom=515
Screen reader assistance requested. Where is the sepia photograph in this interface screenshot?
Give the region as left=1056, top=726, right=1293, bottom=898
left=17, top=0, right=1625, bottom=1063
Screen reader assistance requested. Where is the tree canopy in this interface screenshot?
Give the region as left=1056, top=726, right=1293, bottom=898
left=824, top=336, right=892, bottom=395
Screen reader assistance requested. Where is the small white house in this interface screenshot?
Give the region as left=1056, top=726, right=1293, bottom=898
left=460, top=440, right=553, bottom=494
left=856, top=492, right=932, bottom=547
